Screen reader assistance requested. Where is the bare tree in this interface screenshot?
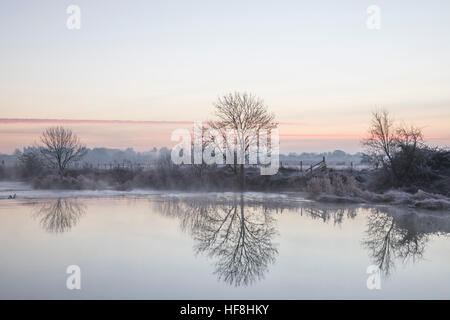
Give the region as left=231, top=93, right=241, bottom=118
left=361, top=110, right=397, bottom=170
left=395, top=125, right=423, bottom=149
left=362, top=110, right=425, bottom=185
left=208, top=92, right=277, bottom=189
left=39, top=126, right=87, bottom=176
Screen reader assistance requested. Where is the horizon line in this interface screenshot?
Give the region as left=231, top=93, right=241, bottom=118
left=0, top=118, right=310, bottom=126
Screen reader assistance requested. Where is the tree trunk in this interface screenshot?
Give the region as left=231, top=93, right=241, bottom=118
left=240, top=164, right=245, bottom=191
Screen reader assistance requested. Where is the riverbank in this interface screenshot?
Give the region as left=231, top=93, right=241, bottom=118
left=1, top=177, right=449, bottom=211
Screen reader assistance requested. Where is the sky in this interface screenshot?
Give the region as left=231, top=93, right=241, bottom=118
left=0, top=0, right=449, bottom=153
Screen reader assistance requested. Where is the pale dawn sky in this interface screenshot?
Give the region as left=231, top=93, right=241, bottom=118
left=0, top=0, right=449, bottom=153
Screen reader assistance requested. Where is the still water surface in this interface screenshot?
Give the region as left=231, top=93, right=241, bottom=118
left=0, top=192, right=449, bottom=299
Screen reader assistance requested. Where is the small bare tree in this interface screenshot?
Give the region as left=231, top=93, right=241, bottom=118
left=208, top=92, right=277, bottom=189
left=361, top=110, right=397, bottom=169
left=362, top=110, right=424, bottom=185
left=395, top=124, right=423, bottom=151
left=39, top=126, right=87, bottom=176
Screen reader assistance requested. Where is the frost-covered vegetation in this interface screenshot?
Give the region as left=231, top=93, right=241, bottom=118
left=305, top=172, right=450, bottom=210
left=300, top=110, right=450, bottom=209
left=1, top=148, right=449, bottom=210
left=0, top=146, right=366, bottom=193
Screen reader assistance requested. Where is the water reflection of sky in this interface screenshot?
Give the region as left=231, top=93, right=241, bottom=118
left=0, top=195, right=449, bottom=299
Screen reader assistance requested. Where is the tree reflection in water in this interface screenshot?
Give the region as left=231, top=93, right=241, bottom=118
left=29, top=193, right=449, bottom=284
left=194, top=195, right=278, bottom=286
left=154, top=195, right=450, bottom=285
left=33, top=198, right=86, bottom=233
left=155, top=194, right=279, bottom=286
left=362, top=208, right=450, bottom=277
